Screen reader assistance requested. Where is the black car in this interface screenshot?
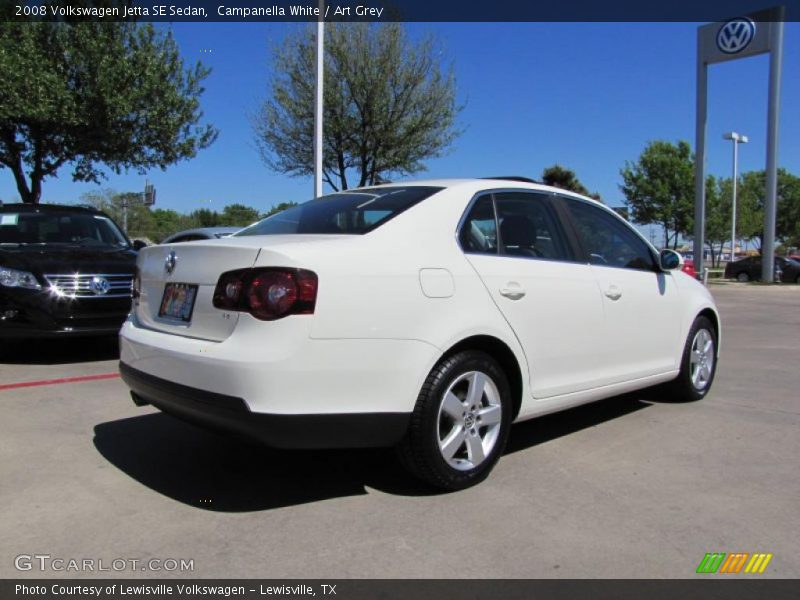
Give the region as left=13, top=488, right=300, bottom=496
left=724, top=255, right=800, bottom=284
left=0, top=203, right=138, bottom=338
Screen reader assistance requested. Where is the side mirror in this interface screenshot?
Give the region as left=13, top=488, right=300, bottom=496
left=132, top=239, right=147, bottom=251
left=659, top=249, right=684, bottom=271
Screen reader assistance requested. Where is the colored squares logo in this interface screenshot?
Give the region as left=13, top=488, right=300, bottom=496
left=696, top=552, right=773, bottom=574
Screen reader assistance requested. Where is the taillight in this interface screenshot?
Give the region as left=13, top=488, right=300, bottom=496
left=213, top=268, right=318, bottom=321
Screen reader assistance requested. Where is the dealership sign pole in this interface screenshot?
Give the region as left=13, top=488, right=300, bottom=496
left=693, top=7, right=784, bottom=281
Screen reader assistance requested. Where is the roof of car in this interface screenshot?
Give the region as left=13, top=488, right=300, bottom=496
left=162, top=226, right=241, bottom=240
left=0, top=202, right=102, bottom=214
left=357, top=178, right=599, bottom=203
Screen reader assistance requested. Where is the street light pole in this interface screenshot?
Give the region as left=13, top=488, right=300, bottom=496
left=313, top=1, right=324, bottom=198
left=723, top=131, right=748, bottom=264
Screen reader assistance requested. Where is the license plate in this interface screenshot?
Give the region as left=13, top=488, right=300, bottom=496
left=158, top=283, right=198, bottom=322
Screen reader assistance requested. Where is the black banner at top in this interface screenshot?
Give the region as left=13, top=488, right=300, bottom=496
left=3, top=0, right=799, bottom=22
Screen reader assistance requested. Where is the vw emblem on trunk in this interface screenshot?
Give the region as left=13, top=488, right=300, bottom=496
left=89, top=276, right=110, bottom=296
left=164, top=250, right=178, bottom=275
left=716, top=18, right=756, bottom=54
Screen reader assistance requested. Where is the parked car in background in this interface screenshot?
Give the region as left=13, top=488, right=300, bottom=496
left=0, top=203, right=137, bottom=338
left=120, top=178, right=720, bottom=490
left=681, top=258, right=697, bottom=279
left=161, top=227, right=240, bottom=244
left=724, top=255, right=800, bottom=284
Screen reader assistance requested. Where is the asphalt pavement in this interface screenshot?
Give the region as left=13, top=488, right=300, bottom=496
left=1, top=285, right=798, bottom=578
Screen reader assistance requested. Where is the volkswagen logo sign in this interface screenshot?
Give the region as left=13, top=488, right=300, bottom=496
left=164, top=250, right=178, bottom=275
left=89, top=276, right=111, bottom=296
left=716, top=18, right=756, bottom=55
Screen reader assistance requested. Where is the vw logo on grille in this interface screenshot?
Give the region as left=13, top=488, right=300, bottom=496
left=716, top=18, right=756, bottom=54
left=89, top=276, right=111, bottom=296
left=164, top=250, right=178, bottom=275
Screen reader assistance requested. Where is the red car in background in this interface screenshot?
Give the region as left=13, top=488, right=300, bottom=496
left=681, top=258, right=697, bottom=279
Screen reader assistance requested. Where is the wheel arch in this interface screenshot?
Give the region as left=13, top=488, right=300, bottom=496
left=440, top=335, right=525, bottom=420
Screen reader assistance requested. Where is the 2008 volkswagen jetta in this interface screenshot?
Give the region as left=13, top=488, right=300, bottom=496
left=119, top=178, right=720, bottom=490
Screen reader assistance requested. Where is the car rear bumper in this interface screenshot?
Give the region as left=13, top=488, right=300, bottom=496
left=119, top=362, right=411, bottom=449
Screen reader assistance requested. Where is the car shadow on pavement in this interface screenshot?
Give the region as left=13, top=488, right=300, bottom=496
left=1, top=336, right=119, bottom=365
left=94, top=392, right=654, bottom=513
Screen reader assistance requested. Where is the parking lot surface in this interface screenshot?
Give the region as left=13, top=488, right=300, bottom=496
left=1, top=285, right=798, bottom=578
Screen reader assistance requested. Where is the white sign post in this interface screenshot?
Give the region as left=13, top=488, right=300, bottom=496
left=693, top=7, right=784, bottom=281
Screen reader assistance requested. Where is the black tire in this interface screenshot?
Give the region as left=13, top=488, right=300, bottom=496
left=397, top=350, right=512, bottom=491
left=666, top=316, right=718, bottom=402
left=795, top=275, right=800, bottom=285
left=736, top=271, right=750, bottom=282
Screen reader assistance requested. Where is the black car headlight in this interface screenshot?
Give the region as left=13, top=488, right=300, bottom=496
left=0, top=266, right=42, bottom=290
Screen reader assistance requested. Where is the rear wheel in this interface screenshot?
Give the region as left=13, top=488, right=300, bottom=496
left=736, top=271, right=750, bottom=282
left=667, top=316, right=717, bottom=402
left=397, top=351, right=512, bottom=491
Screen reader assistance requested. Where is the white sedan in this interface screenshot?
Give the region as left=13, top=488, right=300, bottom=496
left=120, top=178, right=720, bottom=490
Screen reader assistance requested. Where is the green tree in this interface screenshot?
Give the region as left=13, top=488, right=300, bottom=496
left=254, top=23, right=462, bottom=191
left=0, top=9, right=217, bottom=203
left=541, top=165, right=591, bottom=197
left=150, top=208, right=195, bottom=243
left=79, top=188, right=154, bottom=239
left=620, top=140, right=694, bottom=249
left=264, top=201, right=298, bottom=217
left=189, top=208, right=220, bottom=228
left=219, top=203, right=261, bottom=227
left=737, top=169, right=800, bottom=250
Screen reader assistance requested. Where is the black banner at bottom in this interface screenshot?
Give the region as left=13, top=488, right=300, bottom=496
left=4, top=579, right=800, bottom=600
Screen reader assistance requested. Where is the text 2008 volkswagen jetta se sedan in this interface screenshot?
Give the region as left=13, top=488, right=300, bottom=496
left=120, top=178, right=720, bottom=490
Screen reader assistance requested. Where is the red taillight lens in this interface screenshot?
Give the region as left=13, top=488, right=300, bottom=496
left=248, top=271, right=297, bottom=319
left=213, top=268, right=318, bottom=321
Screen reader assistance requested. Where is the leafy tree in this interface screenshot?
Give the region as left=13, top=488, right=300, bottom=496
left=264, top=201, right=298, bottom=217
left=541, top=165, right=593, bottom=197
left=0, top=10, right=217, bottom=203
left=219, top=203, right=261, bottom=227
left=737, top=169, right=800, bottom=250
left=190, top=208, right=220, bottom=228
left=620, top=140, right=694, bottom=249
left=253, top=23, right=462, bottom=191
left=149, top=208, right=195, bottom=242
left=80, top=188, right=154, bottom=239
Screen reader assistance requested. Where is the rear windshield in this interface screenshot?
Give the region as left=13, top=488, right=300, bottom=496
left=235, top=187, right=442, bottom=236
left=0, top=212, right=128, bottom=248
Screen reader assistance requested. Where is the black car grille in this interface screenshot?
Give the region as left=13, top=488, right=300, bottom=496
left=44, top=273, right=133, bottom=299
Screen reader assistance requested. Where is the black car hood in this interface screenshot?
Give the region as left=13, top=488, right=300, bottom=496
left=0, top=245, right=137, bottom=275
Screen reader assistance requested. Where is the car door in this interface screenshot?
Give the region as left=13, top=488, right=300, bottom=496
left=560, top=197, right=681, bottom=383
left=460, top=191, right=607, bottom=399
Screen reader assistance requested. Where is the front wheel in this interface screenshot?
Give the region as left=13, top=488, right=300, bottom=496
left=397, top=350, right=512, bottom=491
left=736, top=272, right=750, bottom=282
left=667, top=316, right=718, bottom=402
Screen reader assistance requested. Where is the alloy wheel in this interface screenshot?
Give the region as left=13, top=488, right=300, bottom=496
left=690, top=329, right=715, bottom=391
left=437, top=371, right=503, bottom=471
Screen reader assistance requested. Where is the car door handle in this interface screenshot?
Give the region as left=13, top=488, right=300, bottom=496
left=604, top=285, right=622, bottom=301
left=499, top=285, right=526, bottom=300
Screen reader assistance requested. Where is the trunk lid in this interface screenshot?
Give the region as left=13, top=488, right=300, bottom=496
left=135, top=235, right=354, bottom=341
left=136, top=239, right=263, bottom=341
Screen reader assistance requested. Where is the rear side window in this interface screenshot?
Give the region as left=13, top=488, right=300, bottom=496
left=565, top=200, right=656, bottom=271
left=459, top=196, right=497, bottom=255
left=459, top=192, right=573, bottom=262
left=236, top=187, right=442, bottom=236
left=495, top=192, right=572, bottom=261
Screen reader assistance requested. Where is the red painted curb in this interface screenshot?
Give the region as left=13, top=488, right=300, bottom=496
left=0, top=372, right=120, bottom=391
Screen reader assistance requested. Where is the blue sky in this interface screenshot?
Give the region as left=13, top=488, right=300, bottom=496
left=1, top=22, right=798, bottom=213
